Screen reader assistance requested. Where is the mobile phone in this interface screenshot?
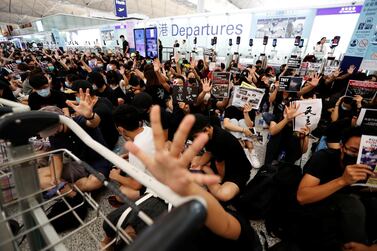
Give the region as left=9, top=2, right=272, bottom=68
left=249, top=128, right=256, bottom=135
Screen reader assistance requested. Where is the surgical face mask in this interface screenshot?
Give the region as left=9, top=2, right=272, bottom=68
left=15, top=60, right=22, bottom=64
left=92, top=84, right=98, bottom=90
left=97, top=64, right=103, bottom=68
left=75, top=97, right=80, bottom=103
left=65, top=81, right=71, bottom=88
left=47, top=66, right=55, bottom=71
left=36, top=87, right=50, bottom=97
left=342, top=153, right=357, bottom=167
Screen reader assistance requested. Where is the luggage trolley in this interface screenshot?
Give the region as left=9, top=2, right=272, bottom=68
left=0, top=98, right=207, bottom=251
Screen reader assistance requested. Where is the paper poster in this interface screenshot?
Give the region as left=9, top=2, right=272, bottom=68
left=356, top=108, right=377, bottom=128
left=345, top=80, right=377, bottom=100
left=323, top=66, right=339, bottom=76
left=231, top=86, right=265, bottom=110
left=353, top=135, right=377, bottom=187
left=293, top=99, right=322, bottom=132
left=287, top=58, right=302, bottom=69
left=279, top=76, right=303, bottom=92
left=172, top=85, right=199, bottom=104
left=211, top=72, right=230, bottom=99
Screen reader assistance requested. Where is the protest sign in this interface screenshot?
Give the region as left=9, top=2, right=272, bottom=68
left=352, top=135, right=377, bottom=188
left=287, top=58, right=302, bottom=69
left=345, top=80, right=377, bottom=100
left=279, top=76, right=303, bottom=92
left=293, top=99, right=322, bottom=132
left=356, top=108, right=377, bottom=128
left=231, top=86, right=264, bottom=110
left=211, top=72, right=231, bottom=99
left=172, top=85, right=199, bottom=104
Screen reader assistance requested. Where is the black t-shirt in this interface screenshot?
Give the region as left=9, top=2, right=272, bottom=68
left=49, top=116, right=107, bottom=164
left=93, top=97, right=119, bottom=149
left=113, top=86, right=134, bottom=105
left=206, top=126, right=252, bottom=189
left=304, top=149, right=343, bottom=185
left=28, top=89, right=67, bottom=110
left=95, top=86, right=117, bottom=107
left=264, top=122, right=302, bottom=165
left=123, top=40, right=129, bottom=53
left=224, top=105, right=256, bottom=123
left=145, top=85, right=169, bottom=108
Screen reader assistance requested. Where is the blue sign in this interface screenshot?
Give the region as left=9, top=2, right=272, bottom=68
left=115, top=0, right=127, bottom=18
left=345, top=0, right=377, bottom=70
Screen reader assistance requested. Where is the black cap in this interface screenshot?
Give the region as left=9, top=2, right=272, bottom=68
left=71, top=80, right=93, bottom=94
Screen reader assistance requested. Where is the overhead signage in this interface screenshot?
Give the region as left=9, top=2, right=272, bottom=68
left=115, top=0, right=127, bottom=18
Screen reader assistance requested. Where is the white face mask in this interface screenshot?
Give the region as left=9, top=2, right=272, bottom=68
left=204, top=93, right=211, bottom=102
left=36, top=87, right=50, bottom=97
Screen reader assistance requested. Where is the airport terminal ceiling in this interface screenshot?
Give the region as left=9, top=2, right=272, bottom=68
left=0, top=0, right=365, bottom=25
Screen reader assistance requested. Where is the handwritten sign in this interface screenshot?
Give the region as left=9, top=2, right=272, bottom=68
left=231, top=86, right=265, bottom=110
left=172, top=85, right=199, bottom=104
left=345, top=80, right=377, bottom=101
left=211, top=72, right=230, bottom=99
left=293, top=99, right=322, bottom=132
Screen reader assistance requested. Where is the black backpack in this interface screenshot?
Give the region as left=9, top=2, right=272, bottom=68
left=234, top=163, right=279, bottom=220
left=46, top=194, right=88, bottom=233
left=265, top=162, right=303, bottom=239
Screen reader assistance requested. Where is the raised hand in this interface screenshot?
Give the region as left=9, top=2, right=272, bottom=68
left=347, top=65, right=356, bottom=75
left=284, top=102, right=301, bottom=121
left=332, top=68, right=342, bottom=77
left=66, top=88, right=98, bottom=119
left=309, top=72, right=322, bottom=87
left=153, top=58, right=161, bottom=72
left=125, top=106, right=220, bottom=196
left=201, top=78, right=212, bottom=93
left=243, top=103, right=252, bottom=113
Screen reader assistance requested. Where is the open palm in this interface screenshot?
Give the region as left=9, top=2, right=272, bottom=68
left=125, top=106, right=220, bottom=196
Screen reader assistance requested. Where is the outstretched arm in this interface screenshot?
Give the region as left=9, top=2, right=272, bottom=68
left=126, top=106, right=242, bottom=240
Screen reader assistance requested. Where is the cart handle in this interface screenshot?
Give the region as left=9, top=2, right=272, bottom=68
left=125, top=199, right=207, bottom=251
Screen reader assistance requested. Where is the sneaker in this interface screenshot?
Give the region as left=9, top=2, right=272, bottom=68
left=247, top=150, right=262, bottom=169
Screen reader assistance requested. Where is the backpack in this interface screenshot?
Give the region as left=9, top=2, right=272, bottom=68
left=46, top=194, right=88, bottom=233
left=265, top=162, right=303, bottom=239
left=234, top=163, right=279, bottom=220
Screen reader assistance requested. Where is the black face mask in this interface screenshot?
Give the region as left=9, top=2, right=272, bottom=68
left=188, top=78, right=196, bottom=84
left=342, top=153, right=357, bottom=167
left=197, top=64, right=204, bottom=70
